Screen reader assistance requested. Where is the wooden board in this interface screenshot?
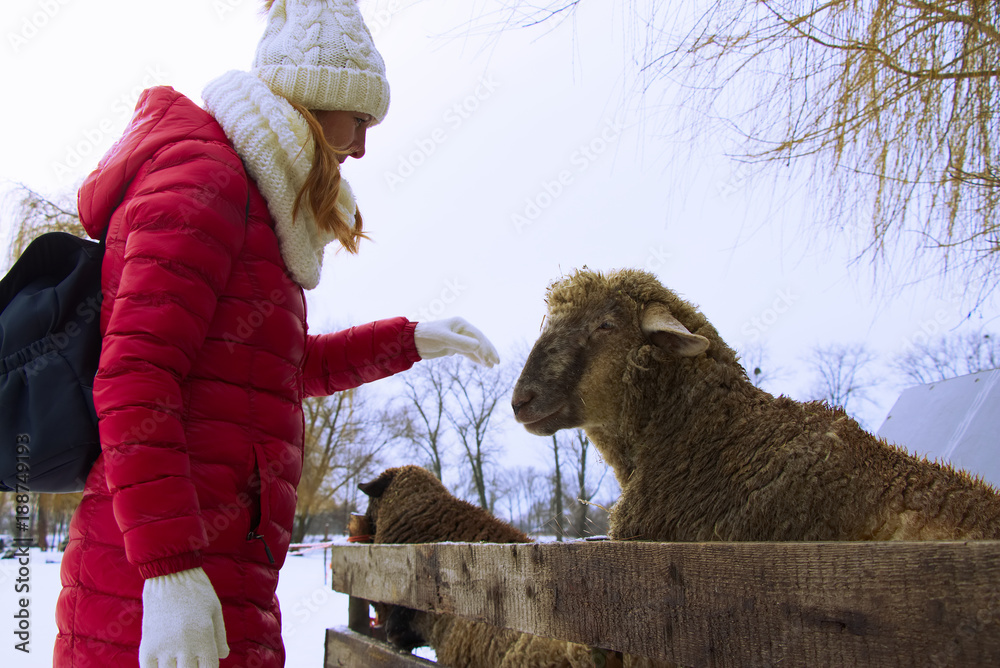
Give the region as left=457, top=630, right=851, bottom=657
left=328, top=540, right=1000, bottom=667
left=325, top=627, right=437, bottom=667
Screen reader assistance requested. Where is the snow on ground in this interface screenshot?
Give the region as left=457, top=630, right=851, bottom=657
left=0, top=544, right=365, bottom=667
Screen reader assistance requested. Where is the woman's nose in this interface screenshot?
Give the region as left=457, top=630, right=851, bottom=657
left=350, top=130, right=367, bottom=159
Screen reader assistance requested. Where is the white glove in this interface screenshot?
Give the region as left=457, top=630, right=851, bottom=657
left=140, top=566, right=229, bottom=668
left=414, top=317, right=500, bottom=367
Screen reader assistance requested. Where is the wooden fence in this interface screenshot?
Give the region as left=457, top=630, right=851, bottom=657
left=323, top=539, right=1000, bottom=667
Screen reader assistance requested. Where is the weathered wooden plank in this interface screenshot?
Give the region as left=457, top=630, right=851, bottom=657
left=329, top=540, right=1000, bottom=667
left=325, top=627, right=437, bottom=667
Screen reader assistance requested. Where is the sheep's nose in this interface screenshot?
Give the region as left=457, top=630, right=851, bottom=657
left=511, top=389, right=535, bottom=417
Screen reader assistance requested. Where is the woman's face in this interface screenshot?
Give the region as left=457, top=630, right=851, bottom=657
left=312, top=109, right=373, bottom=162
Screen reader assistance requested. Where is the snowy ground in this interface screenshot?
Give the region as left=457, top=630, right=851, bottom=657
left=0, top=543, right=434, bottom=666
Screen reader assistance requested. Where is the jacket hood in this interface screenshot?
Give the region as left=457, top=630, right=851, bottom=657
left=78, top=86, right=231, bottom=240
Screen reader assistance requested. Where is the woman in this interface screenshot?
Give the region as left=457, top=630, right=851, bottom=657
left=54, top=1, right=498, bottom=666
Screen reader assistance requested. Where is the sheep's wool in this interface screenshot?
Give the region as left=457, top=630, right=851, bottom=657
left=203, top=69, right=356, bottom=290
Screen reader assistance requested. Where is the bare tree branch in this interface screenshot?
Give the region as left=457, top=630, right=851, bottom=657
left=892, top=329, right=1000, bottom=384
left=805, top=343, right=880, bottom=412
left=471, top=0, right=1000, bottom=300
left=3, top=183, right=85, bottom=265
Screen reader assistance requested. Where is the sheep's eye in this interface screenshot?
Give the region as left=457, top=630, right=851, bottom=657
left=597, top=322, right=614, bottom=331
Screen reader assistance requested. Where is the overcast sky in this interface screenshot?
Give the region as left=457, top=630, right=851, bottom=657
left=3, top=0, right=997, bottom=467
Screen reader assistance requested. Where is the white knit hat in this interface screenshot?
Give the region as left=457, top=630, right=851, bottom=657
left=252, top=0, right=390, bottom=124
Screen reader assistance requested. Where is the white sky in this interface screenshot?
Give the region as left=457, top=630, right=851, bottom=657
left=2, top=0, right=997, bottom=472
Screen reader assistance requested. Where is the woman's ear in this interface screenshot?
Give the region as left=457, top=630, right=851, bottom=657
left=640, top=303, right=710, bottom=357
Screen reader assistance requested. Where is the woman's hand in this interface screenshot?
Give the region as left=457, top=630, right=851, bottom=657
left=140, top=566, right=229, bottom=668
left=414, top=317, right=500, bottom=367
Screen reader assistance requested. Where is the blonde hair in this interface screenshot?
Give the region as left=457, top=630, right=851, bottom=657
left=290, top=101, right=368, bottom=254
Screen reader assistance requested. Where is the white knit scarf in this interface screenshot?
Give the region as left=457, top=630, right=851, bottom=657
left=202, top=70, right=357, bottom=290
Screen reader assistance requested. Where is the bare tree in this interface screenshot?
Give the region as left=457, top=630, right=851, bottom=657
left=892, top=330, right=1000, bottom=385
left=293, top=387, right=404, bottom=543
left=805, top=343, right=880, bottom=411
left=549, top=434, right=565, bottom=541
left=562, top=430, right=612, bottom=538
left=446, top=357, right=513, bottom=512
left=396, top=359, right=453, bottom=480
left=28, top=493, right=84, bottom=550
left=49, top=493, right=82, bottom=549
left=477, top=1, right=1000, bottom=301
left=496, top=465, right=548, bottom=533
left=536, top=429, right=614, bottom=539
left=4, top=183, right=86, bottom=264
left=738, top=340, right=786, bottom=390
left=34, top=495, right=49, bottom=550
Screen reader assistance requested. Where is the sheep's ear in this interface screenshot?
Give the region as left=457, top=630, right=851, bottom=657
left=641, top=303, right=710, bottom=357
left=359, top=471, right=393, bottom=498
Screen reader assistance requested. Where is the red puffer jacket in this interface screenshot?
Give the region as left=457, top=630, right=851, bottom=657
left=54, top=87, right=420, bottom=667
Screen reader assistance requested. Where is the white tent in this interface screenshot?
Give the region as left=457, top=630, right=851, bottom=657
left=877, top=369, right=1000, bottom=488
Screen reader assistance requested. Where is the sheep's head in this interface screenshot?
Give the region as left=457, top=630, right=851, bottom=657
left=358, top=466, right=433, bottom=652
left=357, top=465, right=448, bottom=545
left=358, top=465, right=533, bottom=652
left=512, top=268, right=710, bottom=436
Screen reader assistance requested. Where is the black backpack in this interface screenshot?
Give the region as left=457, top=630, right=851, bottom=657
left=0, top=231, right=104, bottom=493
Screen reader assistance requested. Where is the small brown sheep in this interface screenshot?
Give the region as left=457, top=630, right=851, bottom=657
left=511, top=268, right=1000, bottom=543
left=358, top=465, right=605, bottom=668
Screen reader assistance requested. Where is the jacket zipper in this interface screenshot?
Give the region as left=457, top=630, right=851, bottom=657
left=248, top=531, right=275, bottom=564
left=247, top=442, right=276, bottom=565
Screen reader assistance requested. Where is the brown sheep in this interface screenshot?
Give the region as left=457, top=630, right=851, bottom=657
left=358, top=465, right=606, bottom=668
left=511, top=268, right=1000, bottom=543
